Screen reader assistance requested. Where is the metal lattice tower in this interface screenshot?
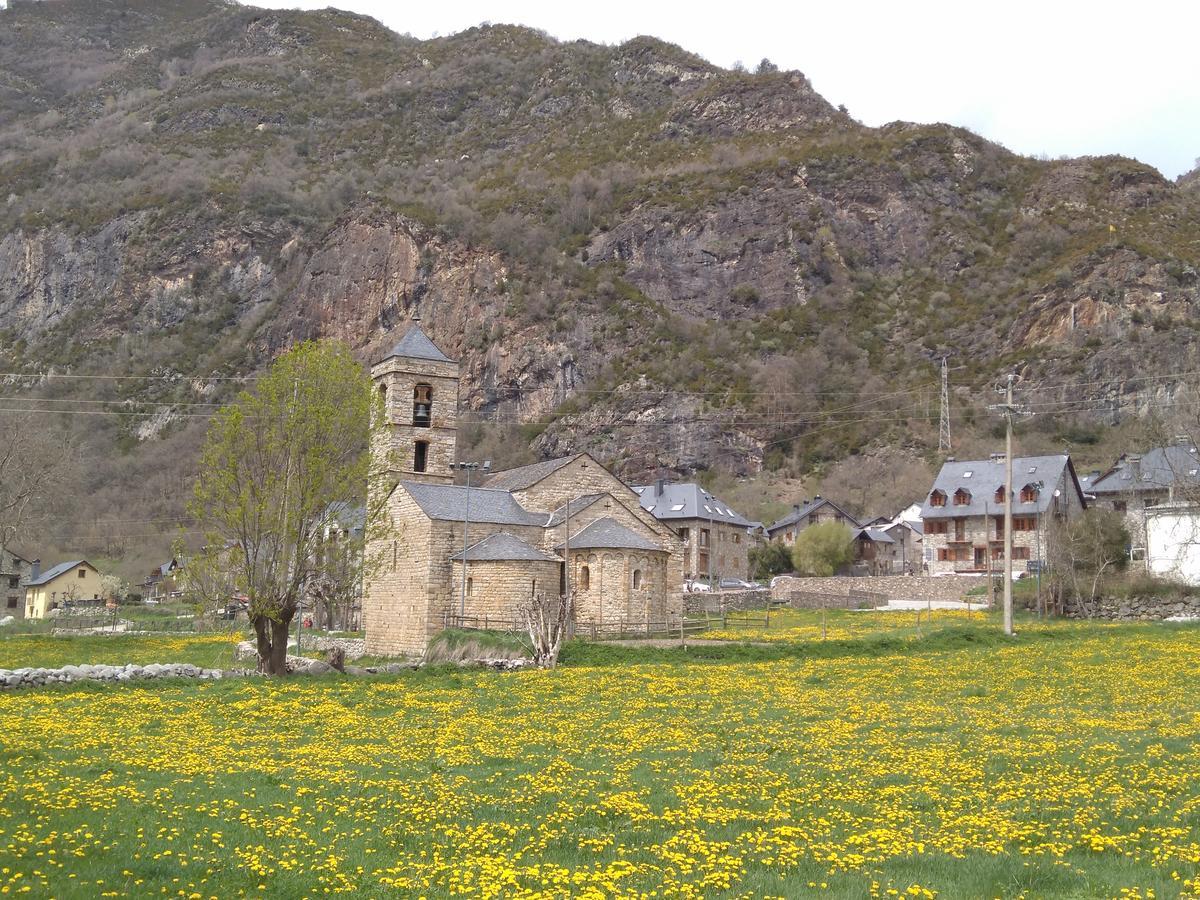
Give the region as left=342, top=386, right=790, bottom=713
left=938, top=356, right=952, bottom=454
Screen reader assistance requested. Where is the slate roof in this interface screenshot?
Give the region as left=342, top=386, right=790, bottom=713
left=400, top=482, right=547, bottom=526
left=543, top=494, right=605, bottom=528
left=27, top=560, right=91, bottom=587
left=765, top=497, right=861, bottom=535
left=377, top=323, right=455, bottom=364
left=853, top=526, right=895, bottom=544
left=555, top=517, right=662, bottom=552
left=450, top=532, right=561, bottom=562
left=483, top=454, right=579, bottom=492
left=632, top=482, right=755, bottom=527
left=920, top=455, right=1083, bottom=520
left=1089, top=445, right=1200, bottom=496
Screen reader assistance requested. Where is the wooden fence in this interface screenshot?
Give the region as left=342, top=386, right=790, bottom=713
left=441, top=611, right=711, bottom=641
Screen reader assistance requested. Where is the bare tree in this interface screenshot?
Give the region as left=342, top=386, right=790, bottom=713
left=0, top=415, right=76, bottom=566
left=1046, top=510, right=1128, bottom=616
left=518, top=590, right=573, bottom=668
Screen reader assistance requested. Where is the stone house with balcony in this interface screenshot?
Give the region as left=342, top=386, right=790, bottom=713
left=920, top=455, right=1086, bottom=576
left=632, top=481, right=759, bottom=582
left=362, top=323, right=685, bottom=657
left=765, top=496, right=860, bottom=547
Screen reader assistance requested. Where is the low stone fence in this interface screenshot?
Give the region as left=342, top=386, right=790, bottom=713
left=236, top=636, right=367, bottom=663
left=771, top=575, right=982, bottom=605
left=0, top=662, right=225, bottom=689
left=684, top=589, right=771, bottom=615
left=1063, top=593, right=1200, bottom=620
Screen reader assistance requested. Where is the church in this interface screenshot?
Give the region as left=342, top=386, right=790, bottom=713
left=363, top=323, right=686, bottom=656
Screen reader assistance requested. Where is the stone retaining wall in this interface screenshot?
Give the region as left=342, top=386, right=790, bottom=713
left=771, top=575, right=982, bottom=604
left=684, top=589, right=771, bottom=615
left=1063, top=593, right=1200, bottom=620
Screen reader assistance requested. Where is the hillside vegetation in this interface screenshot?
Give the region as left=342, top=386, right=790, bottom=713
left=1, top=0, right=1198, bottom=569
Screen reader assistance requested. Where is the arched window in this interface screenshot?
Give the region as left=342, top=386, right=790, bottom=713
left=929, top=490, right=946, bottom=508
left=531, top=578, right=537, bottom=598
left=379, top=382, right=388, bottom=406
left=413, top=383, right=432, bottom=428
left=392, top=541, right=397, bottom=571
left=466, top=577, right=473, bottom=597
left=414, top=440, right=429, bottom=473
left=580, top=565, right=590, bottom=590
left=632, top=569, right=642, bottom=590
left=953, top=489, right=971, bottom=506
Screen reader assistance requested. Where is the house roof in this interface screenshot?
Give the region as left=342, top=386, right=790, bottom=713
left=377, top=323, right=455, bottom=364
left=27, top=559, right=92, bottom=587
left=920, top=454, right=1083, bottom=519
left=884, top=519, right=923, bottom=537
left=450, top=532, right=561, bottom=562
left=400, top=482, right=547, bottom=526
left=765, top=497, right=861, bottom=534
left=543, top=494, right=605, bottom=528
left=555, top=517, right=662, bottom=552
left=482, top=454, right=580, bottom=492
left=853, top=526, right=894, bottom=544
left=325, top=501, right=366, bottom=533
left=632, top=482, right=755, bottom=528
left=1089, top=444, right=1200, bottom=496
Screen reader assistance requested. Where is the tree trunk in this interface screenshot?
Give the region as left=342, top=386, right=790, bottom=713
left=253, top=612, right=296, bottom=675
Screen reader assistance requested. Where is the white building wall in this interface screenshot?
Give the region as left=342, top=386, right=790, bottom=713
left=1146, top=507, right=1200, bottom=585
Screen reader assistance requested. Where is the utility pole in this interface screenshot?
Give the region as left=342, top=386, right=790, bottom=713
left=988, top=375, right=1030, bottom=637
left=938, top=355, right=952, bottom=455
left=452, top=460, right=491, bottom=621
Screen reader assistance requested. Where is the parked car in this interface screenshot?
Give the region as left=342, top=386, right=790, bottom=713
left=684, top=580, right=712, bottom=593
left=718, top=578, right=757, bottom=591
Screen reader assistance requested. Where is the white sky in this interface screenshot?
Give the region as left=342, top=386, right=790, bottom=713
left=253, top=0, right=1200, bottom=178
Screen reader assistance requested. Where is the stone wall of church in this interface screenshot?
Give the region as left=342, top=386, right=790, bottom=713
left=425, top=520, right=548, bottom=640
left=570, top=549, right=671, bottom=626
left=363, top=489, right=433, bottom=657
left=448, top=559, right=563, bottom=625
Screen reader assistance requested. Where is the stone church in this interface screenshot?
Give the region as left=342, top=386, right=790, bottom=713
left=363, top=324, right=685, bottom=656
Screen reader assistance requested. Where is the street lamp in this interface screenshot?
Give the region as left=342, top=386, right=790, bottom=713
left=452, top=460, right=491, bottom=620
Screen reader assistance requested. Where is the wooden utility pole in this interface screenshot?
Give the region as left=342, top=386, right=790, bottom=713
left=988, top=374, right=1029, bottom=637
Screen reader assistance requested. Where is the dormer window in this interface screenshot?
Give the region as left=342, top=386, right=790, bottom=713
left=953, top=489, right=971, bottom=506
left=413, top=384, right=432, bottom=428
left=994, top=486, right=1006, bottom=504
left=929, top=490, right=947, bottom=508
left=1019, top=484, right=1040, bottom=503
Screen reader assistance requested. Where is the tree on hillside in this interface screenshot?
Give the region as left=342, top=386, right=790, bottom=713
left=749, top=541, right=792, bottom=581
left=0, top=416, right=76, bottom=567
left=791, top=522, right=855, bottom=577
left=187, top=341, right=390, bottom=674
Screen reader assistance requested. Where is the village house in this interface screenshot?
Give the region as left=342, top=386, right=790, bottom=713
left=1, top=548, right=33, bottom=619
left=632, top=481, right=759, bottom=582
left=141, top=558, right=184, bottom=601
left=24, top=559, right=105, bottom=619
left=362, top=323, right=685, bottom=657
left=765, top=496, right=859, bottom=546
left=879, top=519, right=923, bottom=574
left=852, top=525, right=896, bottom=574
left=1086, top=441, right=1200, bottom=553
left=920, top=454, right=1086, bottom=576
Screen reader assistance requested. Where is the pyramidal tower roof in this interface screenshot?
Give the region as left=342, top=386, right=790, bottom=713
left=378, top=323, right=455, bottom=364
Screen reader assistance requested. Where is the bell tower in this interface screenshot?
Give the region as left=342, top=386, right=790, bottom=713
left=371, top=321, right=459, bottom=486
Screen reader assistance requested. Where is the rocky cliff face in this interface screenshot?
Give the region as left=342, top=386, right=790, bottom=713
left=1, top=0, right=1199, bottom=535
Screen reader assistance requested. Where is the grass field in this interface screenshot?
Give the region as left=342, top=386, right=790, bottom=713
left=2, top=619, right=1200, bottom=897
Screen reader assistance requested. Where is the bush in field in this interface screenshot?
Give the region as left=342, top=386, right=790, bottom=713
left=791, top=521, right=855, bottom=576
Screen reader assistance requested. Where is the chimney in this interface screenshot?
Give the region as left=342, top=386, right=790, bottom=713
left=655, top=478, right=665, bottom=498
left=31, top=559, right=41, bottom=581
left=814, top=494, right=822, bottom=500
left=793, top=503, right=802, bottom=513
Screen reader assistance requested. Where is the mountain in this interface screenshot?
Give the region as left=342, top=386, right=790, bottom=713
left=2, top=0, right=1199, bottom=569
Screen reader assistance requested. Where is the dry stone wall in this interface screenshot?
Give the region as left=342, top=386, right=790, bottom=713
left=770, top=575, right=982, bottom=604
left=1063, top=593, right=1200, bottom=620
